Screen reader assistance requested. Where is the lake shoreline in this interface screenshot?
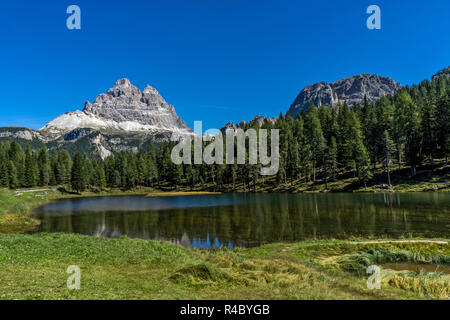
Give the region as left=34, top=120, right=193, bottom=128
left=32, top=192, right=450, bottom=247
left=1, top=187, right=449, bottom=234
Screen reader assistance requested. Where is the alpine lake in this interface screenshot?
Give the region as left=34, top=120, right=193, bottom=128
left=31, top=192, right=450, bottom=248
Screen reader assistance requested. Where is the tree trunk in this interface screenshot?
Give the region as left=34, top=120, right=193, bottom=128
left=411, top=165, right=416, bottom=177
left=312, top=159, right=316, bottom=182
left=387, top=164, right=391, bottom=186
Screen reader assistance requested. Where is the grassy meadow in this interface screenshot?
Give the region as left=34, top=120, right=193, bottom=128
left=0, top=188, right=448, bottom=300
left=0, top=233, right=448, bottom=300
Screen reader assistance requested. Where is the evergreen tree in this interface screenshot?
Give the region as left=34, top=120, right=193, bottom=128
left=7, top=160, right=18, bottom=189
left=381, top=130, right=396, bottom=185
left=57, top=150, right=72, bottom=186
left=37, top=147, right=51, bottom=186
left=435, top=95, right=450, bottom=162
left=304, top=103, right=325, bottom=182
left=393, top=90, right=411, bottom=171
left=355, top=140, right=372, bottom=187
left=420, top=94, right=437, bottom=164
left=362, top=98, right=379, bottom=169
left=71, top=153, right=85, bottom=193
left=297, top=118, right=312, bottom=182
left=0, top=150, right=8, bottom=187
left=403, top=93, right=422, bottom=176
left=324, top=137, right=338, bottom=186
left=24, top=145, right=36, bottom=187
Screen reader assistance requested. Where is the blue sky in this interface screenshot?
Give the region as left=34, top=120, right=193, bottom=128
left=0, top=0, right=449, bottom=130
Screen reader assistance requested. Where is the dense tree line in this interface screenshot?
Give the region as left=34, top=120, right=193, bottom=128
left=0, top=75, right=448, bottom=192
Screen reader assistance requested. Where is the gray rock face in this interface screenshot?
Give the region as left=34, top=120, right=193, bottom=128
left=31, top=78, right=195, bottom=158
left=288, top=74, right=402, bottom=118
left=220, top=121, right=237, bottom=135
left=251, top=115, right=277, bottom=126
left=432, top=66, right=450, bottom=80
left=42, top=78, right=192, bottom=136
left=83, top=79, right=190, bottom=131
left=220, top=115, right=277, bottom=134
left=64, top=128, right=94, bottom=141
left=0, top=127, right=43, bottom=141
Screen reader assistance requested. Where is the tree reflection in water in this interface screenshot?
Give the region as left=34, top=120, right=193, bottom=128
left=32, top=193, right=450, bottom=248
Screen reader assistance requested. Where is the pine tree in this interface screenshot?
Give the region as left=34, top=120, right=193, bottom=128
left=57, top=150, right=72, bottom=185
left=355, top=142, right=372, bottom=187
left=435, top=95, right=450, bottom=163
left=297, top=118, right=312, bottom=182
left=49, top=150, right=58, bottom=186
left=93, top=162, right=106, bottom=190
left=0, top=150, right=9, bottom=187
left=37, top=147, right=51, bottom=186
left=420, top=94, right=437, bottom=164
left=324, top=137, right=338, bottom=186
left=403, top=94, right=422, bottom=176
left=393, top=90, right=411, bottom=171
left=362, top=99, right=379, bottom=169
left=304, top=103, right=325, bottom=182
left=381, top=130, right=396, bottom=185
left=337, top=103, right=355, bottom=171
left=71, top=153, right=85, bottom=193
left=7, top=160, right=19, bottom=189
left=24, top=145, right=36, bottom=187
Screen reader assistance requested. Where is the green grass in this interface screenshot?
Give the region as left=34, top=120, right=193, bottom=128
left=0, top=190, right=57, bottom=233
left=0, top=188, right=448, bottom=300
left=0, top=234, right=448, bottom=300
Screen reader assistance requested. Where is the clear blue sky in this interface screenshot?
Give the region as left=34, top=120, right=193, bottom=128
left=0, top=0, right=449, bottom=130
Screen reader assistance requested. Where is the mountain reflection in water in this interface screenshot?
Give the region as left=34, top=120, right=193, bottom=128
left=31, top=193, right=450, bottom=248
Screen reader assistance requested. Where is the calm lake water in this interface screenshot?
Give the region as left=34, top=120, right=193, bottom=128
left=31, top=193, right=450, bottom=248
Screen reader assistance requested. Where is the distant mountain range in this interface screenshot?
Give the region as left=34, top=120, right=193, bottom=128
left=220, top=73, right=403, bottom=131
left=0, top=67, right=448, bottom=157
left=0, top=79, right=193, bottom=158
left=287, top=74, right=402, bottom=119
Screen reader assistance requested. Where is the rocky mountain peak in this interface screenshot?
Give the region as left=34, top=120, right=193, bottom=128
left=220, top=121, right=237, bottom=134
left=432, top=66, right=450, bottom=80
left=288, top=73, right=402, bottom=118
left=114, top=78, right=132, bottom=87
left=106, top=78, right=141, bottom=99
left=42, top=79, right=192, bottom=137
left=251, top=115, right=277, bottom=126
left=220, top=115, right=277, bottom=134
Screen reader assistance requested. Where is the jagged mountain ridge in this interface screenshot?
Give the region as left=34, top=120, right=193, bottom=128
left=41, top=78, right=192, bottom=138
left=288, top=73, right=402, bottom=118
left=0, top=79, right=193, bottom=158
left=432, top=66, right=450, bottom=80
left=222, top=73, right=404, bottom=128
